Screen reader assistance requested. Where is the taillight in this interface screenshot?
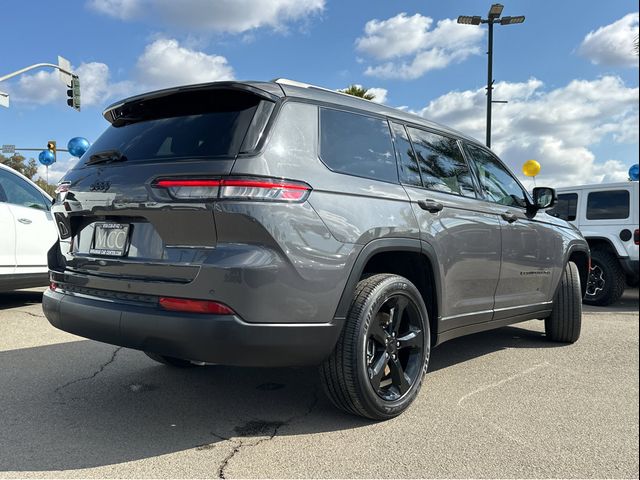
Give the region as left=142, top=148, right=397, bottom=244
left=635, top=229, right=639, bottom=246
left=49, top=282, right=58, bottom=291
left=159, top=297, right=235, bottom=315
left=153, top=177, right=311, bottom=202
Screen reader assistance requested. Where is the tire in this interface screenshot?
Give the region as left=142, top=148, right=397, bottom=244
left=545, top=261, right=582, bottom=343
left=584, top=249, right=625, bottom=306
left=144, top=351, right=196, bottom=367
left=320, top=274, right=430, bottom=420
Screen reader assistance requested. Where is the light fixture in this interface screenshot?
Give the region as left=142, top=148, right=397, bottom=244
left=457, top=15, right=482, bottom=25
left=488, top=3, right=504, bottom=19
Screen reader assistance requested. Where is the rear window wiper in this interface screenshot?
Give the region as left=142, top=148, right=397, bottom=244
left=86, top=150, right=128, bottom=166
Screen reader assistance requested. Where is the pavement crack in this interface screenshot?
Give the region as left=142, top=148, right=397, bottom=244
left=457, top=362, right=549, bottom=406
left=54, top=347, right=123, bottom=395
left=13, top=310, right=45, bottom=318
left=216, top=388, right=319, bottom=479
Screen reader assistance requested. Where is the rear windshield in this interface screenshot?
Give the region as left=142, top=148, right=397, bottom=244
left=81, top=89, right=267, bottom=164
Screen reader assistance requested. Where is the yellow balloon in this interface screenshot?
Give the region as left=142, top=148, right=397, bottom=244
left=522, top=160, right=541, bottom=177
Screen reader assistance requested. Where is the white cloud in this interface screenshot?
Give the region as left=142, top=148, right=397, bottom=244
left=365, top=87, right=387, bottom=104
left=5, top=38, right=232, bottom=108
left=7, top=62, right=130, bottom=107
left=579, top=12, right=639, bottom=67
left=418, top=76, right=639, bottom=187
left=88, top=0, right=324, bottom=33
left=356, top=13, right=484, bottom=80
left=135, top=38, right=234, bottom=90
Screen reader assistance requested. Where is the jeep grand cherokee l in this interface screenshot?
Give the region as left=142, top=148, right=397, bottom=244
left=43, top=79, right=590, bottom=419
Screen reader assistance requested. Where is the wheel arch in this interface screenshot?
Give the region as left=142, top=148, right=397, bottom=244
left=334, top=238, right=442, bottom=345
left=567, top=247, right=590, bottom=298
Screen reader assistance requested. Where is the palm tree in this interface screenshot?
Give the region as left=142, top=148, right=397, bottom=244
left=340, top=84, right=376, bottom=101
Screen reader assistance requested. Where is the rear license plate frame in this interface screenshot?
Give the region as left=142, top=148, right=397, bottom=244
left=89, top=222, right=131, bottom=257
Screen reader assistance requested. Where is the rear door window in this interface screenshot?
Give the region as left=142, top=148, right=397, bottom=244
left=586, top=190, right=630, bottom=220
left=82, top=90, right=268, bottom=164
left=319, top=108, right=397, bottom=183
left=406, top=127, right=476, bottom=197
left=549, top=193, right=578, bottom=221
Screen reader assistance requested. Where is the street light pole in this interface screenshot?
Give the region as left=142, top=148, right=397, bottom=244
left=457, top=4, right=525, bottom=149
left=486, top=20, right=494, bottom=148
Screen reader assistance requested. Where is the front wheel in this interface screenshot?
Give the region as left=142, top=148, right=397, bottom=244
left=545, top=261, right=582, bottom=343
left=320, top=274, right=430, bottom=420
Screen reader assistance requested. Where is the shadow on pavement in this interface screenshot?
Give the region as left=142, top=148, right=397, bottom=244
left=0, top=289, right=44, bottom=310
left=429, top=322, right=560, bottom=373
left=583, top=287, right=639, bottom=314
left=0, top=320, right=566, bottom=472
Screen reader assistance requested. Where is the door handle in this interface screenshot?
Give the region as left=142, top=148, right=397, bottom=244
left=501, top=211, right=518, bottom=223
left=418, top=199, right=444, bottom=213
left=17, top=218, right=32, bottom=225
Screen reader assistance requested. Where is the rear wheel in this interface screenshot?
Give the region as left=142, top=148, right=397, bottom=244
left=545, top=261, right=582, bottom=343
left=144, top=352, right=196, bottom=368
left=584, top=249, right=625, bottom=306
left=320, top=274, right=430, bottom=420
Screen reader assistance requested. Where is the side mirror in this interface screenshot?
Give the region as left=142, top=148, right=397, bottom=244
left=532, top=187, right=556, bottom=209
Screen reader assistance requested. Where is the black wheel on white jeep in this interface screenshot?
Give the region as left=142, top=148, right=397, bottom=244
left=320, top=274, right=430, bottom=420
left=584, top=249, right=625, bottom=307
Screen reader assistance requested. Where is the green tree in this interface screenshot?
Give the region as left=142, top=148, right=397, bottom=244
left=340, top=84, right=376, bottom=101
left=1, top=154, right=56, bottom=195
left=1, top=154, right=38, bottom=179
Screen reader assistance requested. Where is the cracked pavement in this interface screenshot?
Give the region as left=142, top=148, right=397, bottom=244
left=0, top=288, right=638, bottom=478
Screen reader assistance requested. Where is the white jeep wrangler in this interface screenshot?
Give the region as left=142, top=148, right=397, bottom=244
left=549, top=181, right=639, bottom=306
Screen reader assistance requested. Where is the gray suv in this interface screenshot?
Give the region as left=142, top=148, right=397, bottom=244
left=43, top=79, right=589, bottom=419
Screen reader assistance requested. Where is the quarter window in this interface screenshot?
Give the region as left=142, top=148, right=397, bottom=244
left=390, top=122, right=421, bottom=187
left=586, top=190, right=630, bottom=220
left=464, top=144, right=527, bottom=208
left=549, top=193, right=578, bottom=221
left=319, top=108, right=397, bottom=183
left=0, top=169, right=48, bottom=210
left=406, top=127, right=476, bottom=197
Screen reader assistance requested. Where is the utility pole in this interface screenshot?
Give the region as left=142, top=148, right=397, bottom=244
left=457, top=5, right=525, bottom=148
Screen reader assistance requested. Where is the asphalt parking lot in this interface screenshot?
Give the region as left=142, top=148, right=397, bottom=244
left=0, top=288, right=638, bottom=479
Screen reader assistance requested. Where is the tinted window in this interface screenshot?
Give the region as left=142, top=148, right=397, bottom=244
left=406, top=128, right=475, bottom=197
left=549, top=193, right=578, bottom=221
left=586, top=190, right=630, bottom=220
left=0, top=169, right=48, bottom=210
left=464, top=144, right=527, bottom=208
left=320, top=108, right=397, bottom=183
left=390, top=123, right=421, bottom=187
left=81, top=90, right=264, bottom=164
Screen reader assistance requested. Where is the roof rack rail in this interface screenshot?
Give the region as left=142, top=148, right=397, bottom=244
left=272, top=78, right=355, bottom=99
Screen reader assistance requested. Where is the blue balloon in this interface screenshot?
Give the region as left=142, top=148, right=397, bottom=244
left=629, top=164, right=639, bottom=181
left=67, top=137, right=91, bottom=158
left=38, top=150, right=55, bottom=166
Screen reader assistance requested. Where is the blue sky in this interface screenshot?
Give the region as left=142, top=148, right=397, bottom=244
left=1, top=0, right=638, bottom=186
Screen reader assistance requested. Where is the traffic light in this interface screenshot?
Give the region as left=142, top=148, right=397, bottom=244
left=47, top=140, right=57, bottom=163
left=66, top=76, right=80, bottom=111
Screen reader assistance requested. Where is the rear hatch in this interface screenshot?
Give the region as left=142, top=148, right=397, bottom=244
left=53, top=84, right=278, bottom=283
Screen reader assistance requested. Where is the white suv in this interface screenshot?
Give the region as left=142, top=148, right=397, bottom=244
left=549, top=181, right=639, bottom=306
left=0, top=163, right=59, bottom=291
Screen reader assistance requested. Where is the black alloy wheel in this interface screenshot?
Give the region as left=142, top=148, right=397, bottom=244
left=365, top=294, right=424, bottom=401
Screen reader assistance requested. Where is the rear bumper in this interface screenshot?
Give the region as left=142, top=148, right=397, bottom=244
left=42, top=288, right=342, bottom=367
